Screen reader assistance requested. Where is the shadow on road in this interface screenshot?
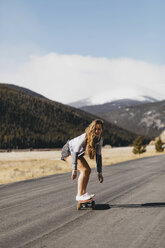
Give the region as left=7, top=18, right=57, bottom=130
left=109, top=202, right=165, bottom=208
left=94, top=202, right=165, bottom=210
left=94, top=204, right=110, bottom=210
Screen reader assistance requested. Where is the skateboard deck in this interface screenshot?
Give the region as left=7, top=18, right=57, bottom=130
left=77, top=197, right=95, bottom=210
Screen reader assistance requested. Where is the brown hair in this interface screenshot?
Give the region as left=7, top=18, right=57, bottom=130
left=85, top=119, right=104, bottom=159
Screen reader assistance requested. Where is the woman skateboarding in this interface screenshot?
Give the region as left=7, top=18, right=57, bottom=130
left=61, top=119, right=104, bottom=202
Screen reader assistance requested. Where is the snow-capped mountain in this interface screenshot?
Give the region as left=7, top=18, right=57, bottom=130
left=68, top=92, right=165, bottom=139
left=98, top=100, right=165, bottom=138
left=69, top=95, right=158, bottom=109
left=69, top=89, right=160, bottom=108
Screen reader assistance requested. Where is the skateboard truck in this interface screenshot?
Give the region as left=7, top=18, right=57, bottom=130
left=77, top=197, right=95, bottom=210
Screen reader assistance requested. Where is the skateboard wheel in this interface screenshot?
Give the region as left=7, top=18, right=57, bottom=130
left=77, top=202, right=81, bottom=210
left=92, top=201, right=95, bottom=209
left=77, top=197, right=95, bottom=210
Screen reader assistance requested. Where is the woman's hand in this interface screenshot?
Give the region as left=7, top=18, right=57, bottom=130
left=72, top=170, right=77, bottom=180
left=98, top=172, right=104, bottom=183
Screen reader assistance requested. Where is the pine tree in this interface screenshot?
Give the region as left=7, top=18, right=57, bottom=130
left=155, top=137, right=164, bottom=152
left=132, top=136, right=147, bottom=155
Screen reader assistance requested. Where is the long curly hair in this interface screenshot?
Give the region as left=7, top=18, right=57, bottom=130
left=85, top=119, right=104, bottom=159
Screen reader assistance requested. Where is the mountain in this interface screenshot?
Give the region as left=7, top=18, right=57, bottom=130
left=1, top=83, right=47, bottom=100
left=69, top=95, right=158, bottom=108
left=151, top=130, right=165, bottom=144
left=0, top=83, right=139, bottom=149
left=98, top=101, right=165, bottom=138
left=160, top=130, right=165, bottom=143
left=69, top=94, right=164, bottom=139
left=79, top=98, right=157, bottom=115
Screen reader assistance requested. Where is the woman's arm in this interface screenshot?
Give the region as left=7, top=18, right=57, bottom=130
left=98, top=172, right=104, bottom=183
left=96, top=137, right=104, bottom=183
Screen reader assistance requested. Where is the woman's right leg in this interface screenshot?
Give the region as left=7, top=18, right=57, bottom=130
left=77, top=157, right=91, bottom=196
left=64, top=156, right=91, bottom=196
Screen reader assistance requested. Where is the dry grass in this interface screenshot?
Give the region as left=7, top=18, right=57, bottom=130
left=0, top=146, right=164, bottom=184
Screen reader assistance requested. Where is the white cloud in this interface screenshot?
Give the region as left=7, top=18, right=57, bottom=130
left=0, top=52, right=165, bottom=104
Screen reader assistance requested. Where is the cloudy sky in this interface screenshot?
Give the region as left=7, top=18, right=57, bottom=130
left=0, top=0, right=165, bottom=104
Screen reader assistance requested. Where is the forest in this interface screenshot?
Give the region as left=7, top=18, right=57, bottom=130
left=0, top=84, right=138, bottom=149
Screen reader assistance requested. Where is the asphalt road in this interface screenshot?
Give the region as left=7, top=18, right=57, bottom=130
left=0, top=155, right=165, bottom=248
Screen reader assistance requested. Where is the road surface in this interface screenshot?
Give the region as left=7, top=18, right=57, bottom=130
left=0, top=155, right=165, bottom=248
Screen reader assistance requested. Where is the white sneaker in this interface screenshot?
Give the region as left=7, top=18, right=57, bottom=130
left=84, top=192, right=95, bottom=198
left=76, top=194, right=90, bottom=201
left=76, top=192, right=95, bottom=201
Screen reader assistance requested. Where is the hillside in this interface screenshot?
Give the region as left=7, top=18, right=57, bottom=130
left=0, top=83, right=138, bottom=149
left=2, top=84, right=47, bottom=100
left=99, top=101, right=165, bottom=138
left=79, top=98, right=153, bottom=114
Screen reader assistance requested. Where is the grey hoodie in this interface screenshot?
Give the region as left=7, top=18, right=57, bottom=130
left=68, top=133, right=103, bottom=173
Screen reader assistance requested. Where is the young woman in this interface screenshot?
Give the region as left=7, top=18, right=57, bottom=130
left=61, top=119, right=104, bottom=201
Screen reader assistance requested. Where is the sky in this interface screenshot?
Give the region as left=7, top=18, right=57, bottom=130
left=0, top=0, right=165, bottom=104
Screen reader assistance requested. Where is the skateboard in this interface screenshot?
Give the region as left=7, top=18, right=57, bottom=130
left=77, top=197, right=95, bottom=210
